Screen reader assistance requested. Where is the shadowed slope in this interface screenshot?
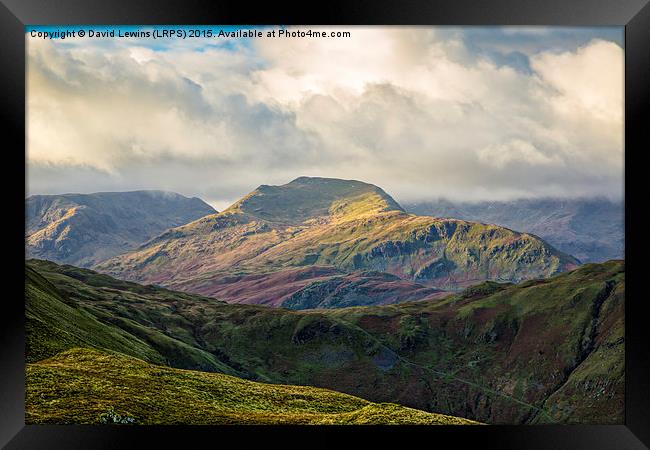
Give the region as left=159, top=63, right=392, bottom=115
left=26, top=190, right=216, bottom=267
left=172, top=266, right=445, bottom=309
left=25, top=266, right=163, bottom=364
left=26, top=261, right=239, bottom=375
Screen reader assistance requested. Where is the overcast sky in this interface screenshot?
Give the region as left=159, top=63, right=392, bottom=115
left=26, top=26, right=624, bottom=210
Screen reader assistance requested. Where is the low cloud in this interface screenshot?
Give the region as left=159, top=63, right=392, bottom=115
left=477, top=139, right=564, bottom=169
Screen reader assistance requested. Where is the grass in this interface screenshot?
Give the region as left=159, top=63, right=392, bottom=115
left=26, top=258, right=625, bottom=425
left=25, top=266, right=164, bottom=364
left=26, top=261, right=242, bottom=375
left=25, top=259, right=480, bottom=425
left=26, top=347, right=479, bottom=425
left=225, top=176, right=404, bottom=225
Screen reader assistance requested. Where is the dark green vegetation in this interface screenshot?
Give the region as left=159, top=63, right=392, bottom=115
left=404, top=197, right=623, bottom=263
left=25, top=262, right=477, bottom=425
left=27, top=348, right=477, bottom=425
left=95, top=177, right=578, bottom=301
left=26, top=190, right=216, bottom=267
left=26, top=258, right=624, bottom=424
left=26, top=265, right=235, bottom=373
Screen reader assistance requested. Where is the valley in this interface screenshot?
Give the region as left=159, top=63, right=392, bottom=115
left=26, top=258, right=624, bottom=424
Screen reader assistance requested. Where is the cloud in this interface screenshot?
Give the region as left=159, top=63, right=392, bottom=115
left=531, top=39, right=623, bottom=127
left=477, top=139, right=563, bottom=169
left=26, top=27, right=623, bottom=205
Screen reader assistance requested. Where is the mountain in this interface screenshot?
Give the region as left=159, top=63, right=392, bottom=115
left=403, top=198, right=623, bottom=263
left=27, top=348, right=477, bottom=425
left=26, top=190, right=216, bottom=267
left=224, top=176, right=405, bottom=225
left=95, top=177, right=578, bottom=296
left=27, top=258, right=624, bottom=424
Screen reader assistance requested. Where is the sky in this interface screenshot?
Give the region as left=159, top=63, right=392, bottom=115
left=26, top=26, right=624, bottom=210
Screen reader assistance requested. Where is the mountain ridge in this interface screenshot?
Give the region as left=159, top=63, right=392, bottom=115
left=217, top=176, right=405, bottom=225
left=95, top=177, right=579, bottom=295
left=26, top=190, right=216, bottom=267
left=403, top=197, right=623, bottom=263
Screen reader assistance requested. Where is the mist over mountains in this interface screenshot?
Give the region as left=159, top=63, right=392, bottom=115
left=403, top=197, right=623, bottom=263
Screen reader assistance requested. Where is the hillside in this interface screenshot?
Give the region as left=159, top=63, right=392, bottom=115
left=25, top=264, right=239, bottom=374
left=404, top=197, right=623, bottom=263
left=26, top=190, right=216, bottom=267
left=171, top=266, right=445, bottom=309
left=25, top=261, right=476, bottom=425
left=27, top=348, right=477, bottom=425
left=27, top=258, right=624, bottom=424
left=94, top=177, right=578, bottom=296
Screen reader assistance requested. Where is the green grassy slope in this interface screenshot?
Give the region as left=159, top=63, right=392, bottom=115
left=529, top=269, right=625, bottom=424
left=26, top=262, right=239, bottom=374
left=27, top=259, right=624, bottom=424
left=328, top=260, right=625, bottom=424
left=26, top=347, right=478, bottom=425
left=26, top=266, right=163, bottom=364
left=94, top=177, right=578, bottom=293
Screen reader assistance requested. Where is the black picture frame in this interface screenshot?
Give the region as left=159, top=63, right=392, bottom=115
left=2, top=0, right=648, bottom=448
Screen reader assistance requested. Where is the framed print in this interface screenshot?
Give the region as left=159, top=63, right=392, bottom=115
left=2, top=0, right=649, bottom=448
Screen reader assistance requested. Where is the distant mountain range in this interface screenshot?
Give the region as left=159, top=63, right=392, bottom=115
left=27, top=179, right=625, bottom=310
left=94, top=177, right=578, bottom=302
left=26, top=191, right=216, bottom=267
left=403, top=198, right=623, bottom=263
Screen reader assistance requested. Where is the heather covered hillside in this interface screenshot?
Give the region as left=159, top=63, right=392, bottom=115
left=176, top=266, right=447, bottom=309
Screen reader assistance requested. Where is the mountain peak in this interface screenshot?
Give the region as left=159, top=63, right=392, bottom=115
left=26, top=191, right=216, bottom=267
left=225, top=177, right=404, bottom=224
